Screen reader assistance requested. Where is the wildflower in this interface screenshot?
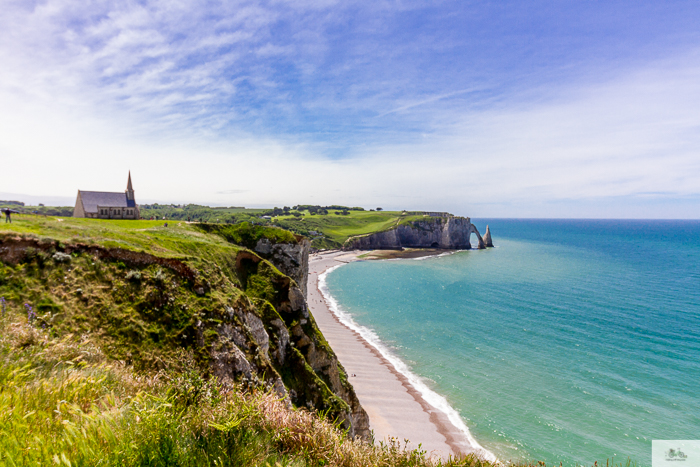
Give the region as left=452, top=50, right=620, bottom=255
left=1, top=297, right=5, bottom=316
left=25, top=303, right=36, bottom=325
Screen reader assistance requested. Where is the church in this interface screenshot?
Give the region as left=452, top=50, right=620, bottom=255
left=73, top=172, right=140, bottom=219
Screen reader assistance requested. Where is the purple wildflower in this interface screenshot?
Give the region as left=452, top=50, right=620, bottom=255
left=25, top=303, right=36, bottom=324
left=1, top=297, right=5, bottom=316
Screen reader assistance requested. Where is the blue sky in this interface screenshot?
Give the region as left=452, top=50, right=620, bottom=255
left=1, top=0, right=699, bottom=217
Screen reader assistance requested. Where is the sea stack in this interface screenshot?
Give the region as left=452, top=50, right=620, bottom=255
left=483, top=225, right=494, bottom=247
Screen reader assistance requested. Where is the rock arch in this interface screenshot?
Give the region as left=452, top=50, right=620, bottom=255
left=469, top=224, right=486, bottom=249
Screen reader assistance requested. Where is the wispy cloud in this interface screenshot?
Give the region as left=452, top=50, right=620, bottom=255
left=374, top=87, right=488, bottom=118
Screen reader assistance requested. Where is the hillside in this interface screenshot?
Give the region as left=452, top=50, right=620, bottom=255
left=1, top=218, right=367, bottom=434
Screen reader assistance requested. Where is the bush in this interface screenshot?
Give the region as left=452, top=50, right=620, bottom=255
left=52, top=251, right=72, bottom=263
left=153, top=268, right=167, bottom=284
left=126, top=270, right=142, bottom=282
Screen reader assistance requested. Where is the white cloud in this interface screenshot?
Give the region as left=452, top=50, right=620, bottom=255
left=0, top=0, right=699, bottom=218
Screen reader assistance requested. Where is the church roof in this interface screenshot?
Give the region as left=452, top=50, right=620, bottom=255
left=79, top=191, right=136, bottom=213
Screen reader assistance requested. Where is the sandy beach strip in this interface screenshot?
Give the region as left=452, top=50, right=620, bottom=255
left=307, top=250, right=493, bottom=460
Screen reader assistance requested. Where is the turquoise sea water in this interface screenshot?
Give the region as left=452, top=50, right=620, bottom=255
left=324, top=219, right=700, bottom=466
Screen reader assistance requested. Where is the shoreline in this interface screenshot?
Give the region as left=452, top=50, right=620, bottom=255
left=308, top=250, right=496, bottom=461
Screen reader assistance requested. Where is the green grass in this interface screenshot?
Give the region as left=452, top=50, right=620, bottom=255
left=0, top=319, right=306, bottom=466
left=0, top=216, right=232, bottom=257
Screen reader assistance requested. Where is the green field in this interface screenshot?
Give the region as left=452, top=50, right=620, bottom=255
left=2, top=205, right=436, bottom=249
left=274, top=210, right=427, bottom=248
left=0, top=216, right=235, bottom=260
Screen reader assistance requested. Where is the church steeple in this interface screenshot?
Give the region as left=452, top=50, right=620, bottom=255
left=126, top=171, right=135, bottom=201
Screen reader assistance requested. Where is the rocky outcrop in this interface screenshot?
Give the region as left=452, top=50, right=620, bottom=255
left=344, top=216, right=490, bottom=250
left=254, top=237, right=310, bottom=297
left=483, top=225, right=494, bottom=248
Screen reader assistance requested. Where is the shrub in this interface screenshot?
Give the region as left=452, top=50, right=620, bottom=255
left=153, top=268, right=167, bottom=284
left=126, top=270, right=142, bottom=282
left=53, top=251, right=72, bottom=263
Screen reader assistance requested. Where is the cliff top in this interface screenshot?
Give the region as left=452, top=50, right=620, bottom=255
left=274, top=210, right=454, bottom=248
left=0, top=216, right=297, bottom=260
left=3, top=207, right=456, bottom=250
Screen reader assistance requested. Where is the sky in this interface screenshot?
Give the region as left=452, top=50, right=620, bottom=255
left=1, top=0, right=699, bottom=218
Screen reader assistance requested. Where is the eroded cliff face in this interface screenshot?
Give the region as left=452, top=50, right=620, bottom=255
left=232, top=249, right=369, bottom=439
left=254, top=237, right=309, bottom=297
left=0, top=235, right=369, bottom=440
left=344, top=216, right=489, bottom=250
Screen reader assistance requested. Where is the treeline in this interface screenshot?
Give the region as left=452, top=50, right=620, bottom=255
left=0, top=203, right=73, bottom=217
left=263, top=205, right=366, bottom=217
left=297, top=204, right=365, bottom=212
left=140, top=204, right=245, bottom=210
left=139, top=204, right=264, bottom=224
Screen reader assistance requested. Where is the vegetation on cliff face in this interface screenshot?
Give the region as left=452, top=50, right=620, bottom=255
left=0, top=217, right=366, bottom=437
left=196, top=222, right=299, bottom=250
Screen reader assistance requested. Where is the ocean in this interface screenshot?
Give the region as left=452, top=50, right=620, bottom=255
left=322, top=219, right=700, bottom=466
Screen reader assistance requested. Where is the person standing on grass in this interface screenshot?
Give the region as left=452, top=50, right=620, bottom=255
left=3, top=208, right=13, bottom=223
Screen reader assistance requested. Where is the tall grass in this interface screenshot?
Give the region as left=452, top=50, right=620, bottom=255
left=0, top=313, right=499, bottom=467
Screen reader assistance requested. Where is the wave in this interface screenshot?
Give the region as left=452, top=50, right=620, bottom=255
left=413, top=251, right=459, bottom=260
left=318, top=264, right=498, bottom=463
